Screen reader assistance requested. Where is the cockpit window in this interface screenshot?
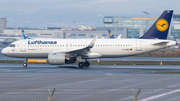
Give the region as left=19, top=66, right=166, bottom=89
left=9, top=44, right=15, bottom=47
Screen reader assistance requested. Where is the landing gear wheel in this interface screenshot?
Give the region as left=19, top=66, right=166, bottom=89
left=78, top=62, right=84, bottom=68
left=84, top=61, right=90, bottom=67
left=23, top=63, right=27, bottom=67
left=23, top=58, right=28, bottom=67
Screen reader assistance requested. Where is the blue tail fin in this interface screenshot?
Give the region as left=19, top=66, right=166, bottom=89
left=108, top=29, right=115, bottom=38
left=22, top=30, right=26, bottom=39
left=22, top=30, right=30, bottom=39
left=140, top=10, right=173, bottom=39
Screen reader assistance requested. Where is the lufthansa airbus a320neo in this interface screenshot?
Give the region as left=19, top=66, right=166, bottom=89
left=2, top=10, right=176, bottom=68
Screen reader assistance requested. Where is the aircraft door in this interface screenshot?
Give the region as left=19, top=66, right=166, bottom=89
left=136, top=41, right=142, bottom=51
left=20, top=41, right=26, bottom=52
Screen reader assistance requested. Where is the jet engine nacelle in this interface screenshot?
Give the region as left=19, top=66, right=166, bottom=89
left=48, top=52, right=65, bottom=65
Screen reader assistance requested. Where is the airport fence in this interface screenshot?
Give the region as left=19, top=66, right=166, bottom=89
left=0, top=87, right=180, bottom=101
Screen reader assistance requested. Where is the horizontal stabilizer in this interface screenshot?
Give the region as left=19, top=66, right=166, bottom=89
left=152, top=40, right=171, bottom=45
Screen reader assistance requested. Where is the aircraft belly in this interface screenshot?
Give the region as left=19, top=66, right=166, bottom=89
left=11, top=53, right=48, bottom=58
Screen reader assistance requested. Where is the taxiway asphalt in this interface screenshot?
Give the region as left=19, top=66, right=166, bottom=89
left=0, top=63, right=180, bottom=101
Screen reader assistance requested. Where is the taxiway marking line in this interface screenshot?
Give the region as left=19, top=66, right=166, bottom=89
left=139, top=88, right=180, bottom=101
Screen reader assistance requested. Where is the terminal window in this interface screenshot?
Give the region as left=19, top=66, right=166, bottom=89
left=104, top=17, right=113, bottom=23
left=71, top=34, right=76, bottom=36
left=79, top=34, right=86, bottom=36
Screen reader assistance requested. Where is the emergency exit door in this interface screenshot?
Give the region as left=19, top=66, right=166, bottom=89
left=20, top=41, right=26, bottom=52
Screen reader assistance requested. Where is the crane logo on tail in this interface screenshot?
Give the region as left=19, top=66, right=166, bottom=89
left=156, top=19, right=169, bottom=32
left=109, top=32, right=112, bottom=36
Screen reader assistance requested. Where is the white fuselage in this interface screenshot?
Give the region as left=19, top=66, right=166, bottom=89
left=2, top=38, right=176, bottom=59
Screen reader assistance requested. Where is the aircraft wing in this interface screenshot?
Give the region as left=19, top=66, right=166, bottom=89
left=117, top=34, right=121, bottom=39
left=64, top=36, right=98, bottom=55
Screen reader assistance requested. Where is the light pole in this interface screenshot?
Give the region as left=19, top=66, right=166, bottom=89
left=114, top=21, right=118, bottom=38
left=74, top=21, right=76, bottom=29
left=143, top=11, right=150, bottom=31
left=27, top=21, right=29, bottom=34
left=73, top=21, right=76, bottom=38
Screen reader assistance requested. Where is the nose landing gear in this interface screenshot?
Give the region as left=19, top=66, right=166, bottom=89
left=23, top=63, right=27, bottom=67
left=23, top=58, right=28, bottom=67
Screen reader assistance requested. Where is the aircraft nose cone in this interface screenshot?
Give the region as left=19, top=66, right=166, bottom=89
left=1, top=48, right=7, bottom=56
left=2, top=48, right=5, bottom=55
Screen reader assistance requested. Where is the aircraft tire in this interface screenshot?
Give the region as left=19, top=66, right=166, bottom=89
left=78, top=62, right=84, bottom=68
left=84, top=61, right=90, bottom=67
left=23, top=63, right=27, bottom=67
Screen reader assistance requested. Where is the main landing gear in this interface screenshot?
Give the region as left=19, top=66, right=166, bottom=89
left=23, top=58, right=28, bottom=67
left=78, top=61, right=90, bottom=68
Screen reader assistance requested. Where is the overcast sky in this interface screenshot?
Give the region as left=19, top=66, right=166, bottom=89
left=0, top=0, right=180, bottom=28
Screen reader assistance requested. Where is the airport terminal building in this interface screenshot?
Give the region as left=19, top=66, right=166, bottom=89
left=171, top=13, right=180, bottom=41
left=0, top=17, right=7, bottom=33
left=0, top=13, right=180, bottom=46
left=0, top=17, right=157, bottom=46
